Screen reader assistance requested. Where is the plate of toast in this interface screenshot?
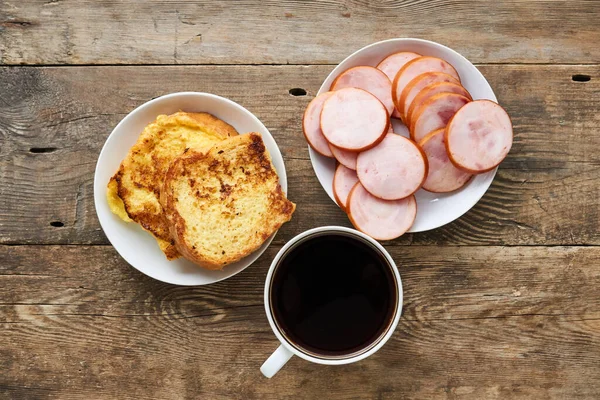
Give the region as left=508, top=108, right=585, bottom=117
left=94, top=92, right=295, bottom=285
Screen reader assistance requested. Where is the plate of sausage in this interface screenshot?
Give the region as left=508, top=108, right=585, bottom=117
left=303, top=38, right=513, bottom=240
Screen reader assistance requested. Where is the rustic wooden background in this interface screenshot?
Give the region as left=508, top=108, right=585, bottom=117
left=1, top=1, right=599, bottom=399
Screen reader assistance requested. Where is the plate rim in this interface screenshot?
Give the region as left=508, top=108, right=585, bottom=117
left=93, top=91, right=287, bottom=285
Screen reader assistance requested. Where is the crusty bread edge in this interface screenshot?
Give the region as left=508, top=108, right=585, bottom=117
left=162, top=133, right=295, bottom=270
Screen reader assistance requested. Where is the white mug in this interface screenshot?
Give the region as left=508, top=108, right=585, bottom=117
left=260, top=226, right=403, bottom=378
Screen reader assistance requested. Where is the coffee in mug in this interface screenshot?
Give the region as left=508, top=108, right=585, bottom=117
left=270, top=233, right=398, bottom=358
left=261, top=227, right=402, bottom=377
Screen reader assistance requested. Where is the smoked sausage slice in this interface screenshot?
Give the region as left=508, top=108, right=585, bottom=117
left=410, top=93, right=470, bottom=142
left=392, top=57, right=460, bottom=121
left=321, top=88, right=389, bottom=151
left=406, top=81, right=471, bottom=126
left=331, top=66, right=395, bottom=116
left=445, top=100, right=513, bottom=173
left=356, top=134, right=428, bottom=200
left=329, top=143, right=358, bottom=170
left=419, top=128, right=472, bottom=193
left=376, top=52, right=421, bottom=118
left=400, top=72, right=460, bottom=123
left=333, top=164, right=359, bottom=212
left=302, top=91, right=335, bottom=157
left=348, top=183, right=417, bottom=240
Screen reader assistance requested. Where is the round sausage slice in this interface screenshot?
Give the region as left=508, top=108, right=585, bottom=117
left=400, top=72, right=460, bottom=122
left=392, top=57, right=461, bottom=121
left=402, top=72, right=464, bottom=126
left=302, top=92, right=335, bottom=157
left=330, top=66, right=394, bottom=116
left=376, top=51, right=421, bottom=81
left=376, top=52, right=421, bottom=118
left=410, top=93, right=470, bottom=142
left=445, top=100, right=513, bottom=173
left=329, top=143, right=358, bottom=170
left=419, top=128, right=472, bottom=193
left=321, top=88, right=389, bottom=151
left=356, top=134, right=428, bottom=200
left=348, top=183, right=417, bottom=240
left=406, top=82, right=471, bottom=126
left=333, top=164, right=359, bottom=212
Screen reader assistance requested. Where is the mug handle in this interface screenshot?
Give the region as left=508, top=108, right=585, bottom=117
left=260, top=344, right=294, bottom=378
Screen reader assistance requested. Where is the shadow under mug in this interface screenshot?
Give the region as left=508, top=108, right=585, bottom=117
left=260, top=226, right=403, bottom=378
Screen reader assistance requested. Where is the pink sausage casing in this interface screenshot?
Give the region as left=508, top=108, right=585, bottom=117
left=392, top=56, right=461, bottom=121
left=375, top=52, right=421, bottom=118
left=405, top=81, right=471, bottom=126
left=333, top=164, right=359, bottom=212
left=410, top=93, right=470, bottom=142
left=376, top=51, right=421, bottom=82
left=330, top=66, right=395, bottom=116
left=400, top=72, right=460, bottom=123
left=320, top=87, right=389, bottom=151
left=329, top=143, right=358, bottom=170
left=419, top=128, right=472, bottom=193
left=356, top=134, right=428, bottom=200
left=302, top=91, right=335, bottom=157
left=347, top=183, right=417, bottom=241
left=445, top=100, right=513, bottom=173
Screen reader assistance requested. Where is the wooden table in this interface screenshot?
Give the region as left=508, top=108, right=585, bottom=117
left=2, top=1, right=599, bottom=399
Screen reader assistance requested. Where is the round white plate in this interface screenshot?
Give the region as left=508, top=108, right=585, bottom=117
left=94, top=92, right=287, bottom=285
left=309, top=38, right=498, bottom=233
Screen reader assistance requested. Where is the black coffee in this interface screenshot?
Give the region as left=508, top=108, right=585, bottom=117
left=270, top=234, right=397, bottom=357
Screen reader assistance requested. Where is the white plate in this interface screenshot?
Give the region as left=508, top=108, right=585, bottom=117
left=309, top=38, right=498, bottom=233
left=94, top=92, right=287, bottom=285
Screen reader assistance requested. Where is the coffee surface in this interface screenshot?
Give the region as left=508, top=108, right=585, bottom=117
left=271, top=234, right=397, bottom=356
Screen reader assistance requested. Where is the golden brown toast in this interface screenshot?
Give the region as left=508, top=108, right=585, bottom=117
left=107, top=111, right=238, bottom=259
left=161, top=133, right=295, bottom=270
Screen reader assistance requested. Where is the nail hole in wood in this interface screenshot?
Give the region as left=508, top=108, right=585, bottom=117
left=572, top=74, right=591, bottom=82
left=50, top=221, right=64, bottom=227
left=30, top=147, right=57, bottom=153
left=289, top=88, right=307, bottom=96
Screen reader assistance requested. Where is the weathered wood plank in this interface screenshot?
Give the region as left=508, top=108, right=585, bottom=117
left=0, top=1, right=598, bottom=65
left=2, top=245, right=600, bottom=399
left=0, top=65, right=598, bottom=246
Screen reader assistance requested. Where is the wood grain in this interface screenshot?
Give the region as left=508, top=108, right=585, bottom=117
left=1, top=1, right=599, bottom=65
left=0, top=65, right=598, bottom=246
left=2, top=245, right=599, bottom=399
left=2, top=1, right=598, bottom=398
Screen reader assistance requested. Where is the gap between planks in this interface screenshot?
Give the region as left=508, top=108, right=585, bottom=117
left=1, top=303, right=596, bottom=322
left=1, top=62, right=600, bottom=68
left=1, top=243, right=599, bottom=247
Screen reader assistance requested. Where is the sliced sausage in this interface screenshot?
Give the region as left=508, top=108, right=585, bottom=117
left=302, top=92, right=335, bottom=157
left=401, top=73, right=462, bottom=125
left=410, top=93, right=470, bottom=142
left=321, top=88, right=389, bottom=151
left=356, top=134, right=428, bottom=200
left=333, top=164, right=359, bottom=212
left=376, top=51, right=421, bottom=81
left=375, top=52, right=421, bottom=118
left=418, top=128, right=472, bottom=193
left=347, top=183, right=417, bottom=240
left=330, top=66, right=394, bottom=116
left=392, top=57, right=461, bottom=121
left=329, top=143, right=358, bottom=170
left=406, top=82, right=471, bottom=126
left=445, top=100, right=513, bottom=173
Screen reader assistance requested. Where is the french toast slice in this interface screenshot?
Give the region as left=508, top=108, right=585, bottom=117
left=107, top=111, right=238, bottom=259
left=162, top=133, right=295, bottom=270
